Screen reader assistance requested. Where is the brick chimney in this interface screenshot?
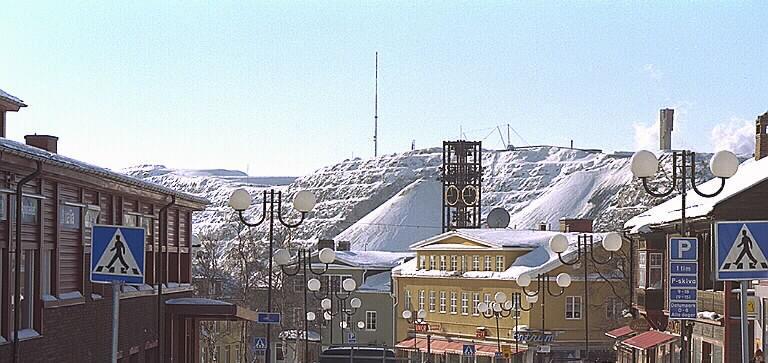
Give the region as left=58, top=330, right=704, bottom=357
left=317, top=239, right=335, bottom=251
left=25, top=134, right=58, bottom=153
left=757, top=112, right=768, bottom=161
left=559, top=218, right=594, bottom=233
left=660, top=108, right=674, bottom=150
left=336, top=240, right=350, bottom=251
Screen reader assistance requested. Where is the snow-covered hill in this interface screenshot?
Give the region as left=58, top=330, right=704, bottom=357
left=121, top=146, right=731, bottom=252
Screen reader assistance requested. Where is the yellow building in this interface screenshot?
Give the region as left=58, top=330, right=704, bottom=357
left=392, top=228, right=630, bottom=363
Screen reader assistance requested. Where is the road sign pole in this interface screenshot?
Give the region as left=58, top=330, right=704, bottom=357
left=112, top=280, right=121, bottom=363
left=741, top=281, right=750, bottom=363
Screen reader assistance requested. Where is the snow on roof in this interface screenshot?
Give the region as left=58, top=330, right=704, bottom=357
left=165, top=298, right=233, bottom=305
left=334, top=251, right=414, bottom=268
left=358, top=271, right=392, bottom=292
left=279, top=330, right=321, bottom=341
left=336, top=179, right=443, bottom=252
left=0, top=88, right=26, bottom=108
left=0, top=137, right=208, bottom=205
left=625, top=158, right=768, bottom=233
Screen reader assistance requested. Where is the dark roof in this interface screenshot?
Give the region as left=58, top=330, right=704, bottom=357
left=0, top=88, right=27, bottom=108
left=621, top=330, right=677, bottom=350
left=0, top=137, right=208, bottom=205
left=605, top=326, right=636, bottom=339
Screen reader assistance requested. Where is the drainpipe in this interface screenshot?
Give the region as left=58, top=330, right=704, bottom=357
left=157, top=195, right=176, bottom=362
left=12, top=160, right=42, bottom=363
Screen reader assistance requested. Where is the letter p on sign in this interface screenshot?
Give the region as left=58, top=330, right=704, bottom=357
left=670, top=237, right=698, bottom=261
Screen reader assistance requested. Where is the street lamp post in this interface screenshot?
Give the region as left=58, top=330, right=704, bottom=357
left=276, top=248, right=336, bottom=363
left=228, top=188, right=317, bottom=363
left=548, top=232, right=623, bottom=362
left=630, top=149, right=739, bottom=363
left=477, top=292, right=534, bottom=359
left=516, top=272, right=571, bottom=360
left=402, top=309, right=427, bottom=361
left=316, top=277, right=361, bottom=345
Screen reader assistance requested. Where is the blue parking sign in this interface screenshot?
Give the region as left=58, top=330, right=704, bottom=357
left=668, top=237, right=698, bottom=320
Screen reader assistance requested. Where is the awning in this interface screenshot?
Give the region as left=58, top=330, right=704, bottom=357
left=395, top=337, right=525, bottom=357
left=605, top=326, right=636, bottom=339
left=620, top=331, right=677, bottom=350
left=165, top=298, right=258, bottom=321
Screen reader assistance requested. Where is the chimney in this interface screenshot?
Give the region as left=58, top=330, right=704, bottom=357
left=757, top=112, right=768, bottom=161
left=336, top=240, right=351, bottom=251
left=559, top=218, right=594, bottom=233
left=538, top=222, right=548, bottom=231
left=317, top=239, right=335, bottom=251
left=25, top=134, right=58, bottom=153
left=660, top=108, right=674, bottom=150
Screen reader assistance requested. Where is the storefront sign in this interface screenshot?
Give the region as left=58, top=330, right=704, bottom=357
left=415, top=323, right=429, bottom=333
left=513, top=331, right=560, bottom=343
left=475, top=328, right=487, bottom=339
left=629, top=318, right=651, bottom=332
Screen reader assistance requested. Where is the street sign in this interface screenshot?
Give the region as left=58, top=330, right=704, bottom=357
left=257, top=312, right=282, bottom=324
left=537, top=345, right=551, bottom=353
left=462, top=344, right=475, bottom=357
left=501, top=345, right=512, bottom=358
left=716, top=221, right=768, bottom=280
left=668, top=237, right=698, bottom=319
left=90, top=225, right=145, bottom=285
left=347, top=332, right=357, bottom=344
left=494, top=352, right=503, bottom=359
left=254, top=337, right=267, bottom=351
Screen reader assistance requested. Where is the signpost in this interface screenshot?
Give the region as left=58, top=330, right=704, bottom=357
left=669, top=237, right=698, bottom=320
left=715, top=221, right=768, bottom=363
left=257, top=312, right=282, bottom=325
left=90, top=225, right=146, bottom=363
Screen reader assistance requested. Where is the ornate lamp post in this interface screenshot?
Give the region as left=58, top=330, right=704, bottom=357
left=228, top=188, right=317, bottom=363
left=401, top=309, right=427, bottom=358
left=516, top=272, right=571, bottom=359
left=630, top=149, right=739, bottom=363
left=548, top=232, right=622, bottom=362
left=275, top=248, right=336, bottom=363
left=315, top=277, right=361, bottom=345
left=477, top=292, right=534, bottom=359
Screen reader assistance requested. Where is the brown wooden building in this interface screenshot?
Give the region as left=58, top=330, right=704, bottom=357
left=0, top=88, right=256, bottom=362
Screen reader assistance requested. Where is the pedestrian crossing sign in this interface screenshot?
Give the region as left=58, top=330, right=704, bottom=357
left=716, top=221, right=768, bottom=281
left=90, top=225, right=145, bottom=285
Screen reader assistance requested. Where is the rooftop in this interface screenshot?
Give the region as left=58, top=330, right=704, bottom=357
left=0, top=88, right=27, bottom=109
left=332, top=250, right=414, bottom=269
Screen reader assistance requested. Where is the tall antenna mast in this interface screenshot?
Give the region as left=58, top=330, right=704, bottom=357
left=374, top=52, right=379, bottom=157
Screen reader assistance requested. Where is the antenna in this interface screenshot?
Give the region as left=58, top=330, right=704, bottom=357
left=374, top=52, right=378, bottom=157
left=411, top=139, right=415, bottom=151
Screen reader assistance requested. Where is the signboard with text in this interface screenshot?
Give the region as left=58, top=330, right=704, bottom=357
left=669, top=237, right=698, bottom=319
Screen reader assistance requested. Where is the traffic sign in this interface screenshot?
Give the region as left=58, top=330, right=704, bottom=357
left=254, top=337, right=267, bottom=351
left=90, top=225, right=145, bottom=285
left=462, top=344, right=476, bottom=357
left=257, top=312, right=281, bottom=324
left=716, top=221, right=768, bottom=280
left=347, top=332, right=357, bottom=344
left=501, top=345, right=512, bottom=358
left=668, top=237, right=698, bottom=320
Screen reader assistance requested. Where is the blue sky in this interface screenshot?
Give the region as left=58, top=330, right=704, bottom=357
left=1, top=1, right=766, bottom=175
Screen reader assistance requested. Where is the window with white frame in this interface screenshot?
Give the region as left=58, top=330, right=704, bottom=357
left=439, top=291, right=446, bottom=313
left=420, top=255, right=426, bottom=269
left=405, top=290, right=412, bottom=310
left=649, top=252, right=663, bottom=289
left=461, top=292, right=469, bottom=315
left=606, top=297, right=622, bottom=320
left=472, top=256, right=480, bottom=271
left=365, top=311, right=377, bottom=330
left=419, top=290, right=425, bottom=311
left=484, top=293, right=491, bottom=310
left=275, top=342, right=285, bottom=361
left=484, top=256, right=492, bottom=271
left=429, top=291, right=436, bottom=312
left=637, top=252, right=646, bottom=288
left=451, top=256, right=457, bottom=271
left=293, top=278, right=303, bottom=293
left=472, top=293, right=480, bottom=315
left=461, top=256, right=466, bottom=271
left=496, top=256, right=504, bottom=272
left=566, top=296, right=582, bottom=319
left=60, top=205, right=81, bottom=229
left=450, top=292, right=457, bottom=314
left=21, top=197, right=39, bottom=224
left=440, top=255, right=446, bottom=271
left=429, top=255, right=436, bottom=270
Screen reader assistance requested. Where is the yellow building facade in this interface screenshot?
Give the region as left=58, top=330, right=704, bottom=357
left=392, top=229, right=630, bottom=363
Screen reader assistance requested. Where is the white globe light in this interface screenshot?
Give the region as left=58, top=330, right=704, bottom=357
left=556, top=273, right=572, bottom=288
left=274, top=249, right=291, bottom=266
left=324, top=312, right=332, bottom=321
left=350, top=297, right=362, bottom=309
left=602, top=232, right=623, bottom=252
left=318, top=248, right=336, bottom=264
left=549, top=234, right=569, bottom=254
left=402, top=310, right=412, bottom=320
left=307, top=312, right=316, bottom=321
left=710, top=150, right=739, bottom=178
left=494, top=292, right=507, bottom=304
left=630, top=150, right=659, bottom=178
left=503, top=300, right=514, bottom=310
left=516, top=274, right=531, bottom=287
left=526, top=294, right=538, bottom=304
left=340, top=321, right=348, bottom=329
left=307, top=278, right=321, bottom=292
left=342, top=278, right=357, bottom=292
left=293, top=190, right=317, bottom=213
left=228, top=188, right=252, bottom=211
left=357, top=321, right=366, bottom=329
left=321, top=298, right=332, bottom=310
left=417, top=309, right=426, bottom=319
left=477, top=302, right=489, bottom=313
left=493, top=303, right=502, bottom=313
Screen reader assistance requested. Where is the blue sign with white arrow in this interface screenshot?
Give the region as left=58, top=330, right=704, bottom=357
left=668, top=237, right=698, bottom=320
left=90, top=225, right=145, bottom=285
left=716, top=221, right=768, bottom=281
left=257, top=312, right=282, bottom=324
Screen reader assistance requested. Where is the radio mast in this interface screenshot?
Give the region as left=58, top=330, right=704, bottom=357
left=374, top=52, right=379, bottom=157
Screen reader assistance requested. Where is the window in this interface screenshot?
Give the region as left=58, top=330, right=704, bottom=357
left=365, top=311, right=377, bottom=330
left=484, top=293, right=491, bottom=310
left=461, top=256, right=466, bottom=271
left=472, top=293, right=480, bottom=315
left=235, top=346, right=241, bottom=363
left=419, top=290, right=425, bottom=311
left=439, top=291, right=446, bottom=313
left=224, top=345, right=231, bottom=363
left=649, top=253, right=663, bottom=289
left=84, top=205, right=100, bottom=228
left=16, top=250, right=36, bottom=331
left=429, top=291, right=436, bottom=312
left=60, top=205, right=81, bottom=229
left=606, top=297, right=622, bottom=320
left=336, top=275, right=352, bottom=293
left=419, top=256, right=426, bottom=269
left=461, top=293, right=469, bottom=315
left=484, top=256, right=492, bottom=271
left=429, top=255, right=436, bottom=270
left=405, top=290, right=412, bottom=310
left=275, top=342, right=285, bottom=361
left=123, top=213, right=138, bottom=227
left=472, top=256, right=480, bottom=271
left=141, top=216, right=153, bottom=239
left=0, top=195, right=7, bottom=221
left=450, top=292, right=457, bottom=314
left=293, top=278, right=303, bottom=293
left=440, top=255, right=446, bottom=271
left=496, top=256, right=504, bottom=272
left=293, top=307, right=303, bottom=324
left=21, top=197, right=39, bottom=224
left=566, top=296, right=582, bottom=319
left=214, top=347, right=220, bottom=362
left=637, top=252, right=646, bottom=288
left=451, top=256, right=457, bottom=271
